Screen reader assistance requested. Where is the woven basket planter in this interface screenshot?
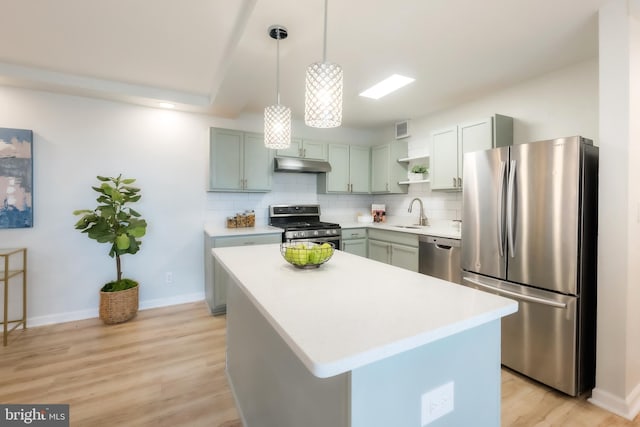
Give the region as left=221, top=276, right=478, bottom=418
left=99, top=285, right=139, bottom=325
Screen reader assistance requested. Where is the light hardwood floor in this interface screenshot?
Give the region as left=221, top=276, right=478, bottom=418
left=0, top=301, right=638, bottom=426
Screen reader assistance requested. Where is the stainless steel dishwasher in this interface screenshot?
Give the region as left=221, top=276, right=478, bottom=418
left=419, top=235, right=461, bottom=284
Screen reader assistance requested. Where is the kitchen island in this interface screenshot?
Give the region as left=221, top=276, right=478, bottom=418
left=212, top=244, right=517, bottom=427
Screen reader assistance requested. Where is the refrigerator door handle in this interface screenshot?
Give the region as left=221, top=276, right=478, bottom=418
left=497, top=161, right=506, bottom=257
left=506, top=160, right=516, bottom=258
left=463, top=277, right=567, bottom=308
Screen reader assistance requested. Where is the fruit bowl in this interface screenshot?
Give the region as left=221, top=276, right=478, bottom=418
left=280, top=242, right=335, bottom=269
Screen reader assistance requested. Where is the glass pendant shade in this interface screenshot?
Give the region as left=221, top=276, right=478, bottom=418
left=264, top=104, right=291, bottom=149
left=305, top=61, right=343, bottom=128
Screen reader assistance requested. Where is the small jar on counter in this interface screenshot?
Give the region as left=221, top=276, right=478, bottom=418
left=236, top=213, right=247, bottom=228
left=246, top=210, right=255, bottom=227
left=226, top=217, right=237, bottom=228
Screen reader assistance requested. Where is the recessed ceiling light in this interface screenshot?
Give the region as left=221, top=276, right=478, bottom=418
left=159, top=102, right=175, bottom=109
left=359, top=74, right=415, bottom=100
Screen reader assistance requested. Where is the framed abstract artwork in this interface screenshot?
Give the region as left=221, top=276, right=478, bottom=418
left=0, top=128, right=33, bottom=228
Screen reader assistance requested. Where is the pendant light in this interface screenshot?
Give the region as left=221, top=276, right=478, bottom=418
left=264, top=25, right=291, bottom=149
left=304, top=0, right=343, bottom=128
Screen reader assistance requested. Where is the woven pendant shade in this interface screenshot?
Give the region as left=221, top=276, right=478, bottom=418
left=305, top=62, right=343, bottom=128
left=264, top=25, right=291, bottom=149
left=264, top=104, right=291, bottom=149
left=304, top=0, right=342, bottom=128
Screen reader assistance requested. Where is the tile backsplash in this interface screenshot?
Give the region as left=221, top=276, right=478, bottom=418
left=205, top=172, right=462, bottom=227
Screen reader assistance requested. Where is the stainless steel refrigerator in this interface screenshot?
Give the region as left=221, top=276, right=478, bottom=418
left=461, top=136, right=598, bottom=396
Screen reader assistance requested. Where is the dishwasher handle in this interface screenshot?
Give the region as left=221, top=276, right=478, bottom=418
left=419, top=235, right=460, bottom=248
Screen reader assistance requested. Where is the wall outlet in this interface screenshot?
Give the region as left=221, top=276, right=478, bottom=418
left=165, top=272, right=173, bottom=285
left=421, top=381, right=454, bottom=426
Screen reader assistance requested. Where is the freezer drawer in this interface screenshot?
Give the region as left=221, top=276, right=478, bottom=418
left=419, top=236, right=461, bottom=284
left=462, top=272, right=588, bottom=396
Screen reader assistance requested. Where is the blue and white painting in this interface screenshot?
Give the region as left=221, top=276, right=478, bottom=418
left=0, top=128, right=33, bottom=228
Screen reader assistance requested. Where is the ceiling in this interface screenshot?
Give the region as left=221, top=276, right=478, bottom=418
left=0, top=0, right=608, bottom=129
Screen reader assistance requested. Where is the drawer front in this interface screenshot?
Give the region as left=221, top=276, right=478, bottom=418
left=342, top=228, right=367, bottom=240
left=368, top=229, right=418, bottom=247
left=213, top=234, right=281, bottom=248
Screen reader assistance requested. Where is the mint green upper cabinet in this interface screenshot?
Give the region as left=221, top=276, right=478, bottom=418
left=243, top=132, right=273, bottom=191
left=431, top=115, right=513, bottom=191
left=431, top=127, right=459, bottom=190
left=318, top=144, right=370, bottom=194
left=210, top=128, right=243, bottom=190
left=303, top=140, right=327, bottom=160
left=209, top=128, right=273, bottom=192
left=325, top=143, right=350, bottom=192
left=349, top=145, right=371, bottom=193
left=276, top=139, right=327, bottom=160
left=367, top=229, right=419, bottom=272
left=371, top=140, right=408, bottom=194
left=274, top=138, right=303, bottom=158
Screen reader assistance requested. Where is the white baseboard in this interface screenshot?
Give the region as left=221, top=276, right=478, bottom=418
left=28, top=307, right=98, bottom=328
left=138, top=292, right=205, bottom=311
left=589, top=383, right=640, bottom=420
left=27, top=292, right=205, bottom=328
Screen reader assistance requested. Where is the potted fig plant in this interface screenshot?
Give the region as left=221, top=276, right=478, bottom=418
left=73, top=175, right=148, bottom=324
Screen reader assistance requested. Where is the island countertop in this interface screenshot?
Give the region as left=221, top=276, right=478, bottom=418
left=212, top=244, right=517, bottom=379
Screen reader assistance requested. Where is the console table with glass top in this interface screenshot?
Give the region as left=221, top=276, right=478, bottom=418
left=1, top=248, right=27, bottom=346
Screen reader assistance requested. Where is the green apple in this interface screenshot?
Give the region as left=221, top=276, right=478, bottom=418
left=308, top=246, right=323, bottom=264
left=319, top=243, right=333, bottom=262
left=284, top=247, right=297, bottom=263
left=288, top=246, right=309, bottom=265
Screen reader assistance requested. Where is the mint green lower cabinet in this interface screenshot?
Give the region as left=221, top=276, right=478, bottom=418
left=204, top=233, right=282, bottom=315
left=209, top=128, right=273, bottom=192
left=368, top=239, right=390, bottom=264
left=367, top=229, right=419, bottom=272
left=342, top=228, right=368, bottom=257
left=390, top=243, right=419, bottom=272
left=343, top=240, right=367, bottom=257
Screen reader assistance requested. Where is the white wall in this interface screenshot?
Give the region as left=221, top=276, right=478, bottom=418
left=590, top=0, right=640, bottom=419
left=372, top=58, right=599, bottom=223
left=0, top=86, right=375, bottom=325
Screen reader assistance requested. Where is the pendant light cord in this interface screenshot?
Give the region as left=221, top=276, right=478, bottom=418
left=322, top=0, right=328, bottom=63
left=276, top=31, right=281, bottom=105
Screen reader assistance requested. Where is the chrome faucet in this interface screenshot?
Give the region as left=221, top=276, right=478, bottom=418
left=408, top=198, right=429, bottom=226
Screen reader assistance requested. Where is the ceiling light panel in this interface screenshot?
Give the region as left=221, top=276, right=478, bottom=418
left=359, top=74, right=415, bottom=99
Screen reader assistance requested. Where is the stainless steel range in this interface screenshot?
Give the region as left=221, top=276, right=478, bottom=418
left=269, top=204, right=341, bottom=248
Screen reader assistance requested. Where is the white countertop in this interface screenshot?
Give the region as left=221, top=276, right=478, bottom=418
left=204, top=225, right=282, bottom=238
left=212, top=244, right=516, bottom=378
left=340, top=220, right=462, bottom=239
left=205, top=218, right=460, bottom=239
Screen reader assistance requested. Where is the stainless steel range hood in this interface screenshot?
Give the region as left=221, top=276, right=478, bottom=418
left=273, top=157, right=332, bottom=173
